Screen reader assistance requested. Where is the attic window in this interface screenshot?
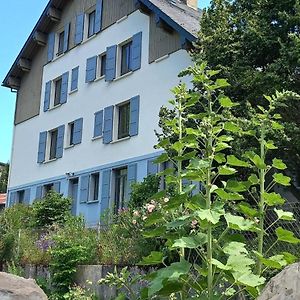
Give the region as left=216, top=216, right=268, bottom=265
left=57, top=31, right=65, bottom=55
left=88, top=11, right=96, bottom=37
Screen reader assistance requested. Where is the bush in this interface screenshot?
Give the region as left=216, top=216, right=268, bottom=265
left=49, top=216, right=98, bottom=297
left=99, top=209, right=156, bottom=265
left=129, top=175, right=160, bottom=209
left=32, top=191, right=72, bottom=228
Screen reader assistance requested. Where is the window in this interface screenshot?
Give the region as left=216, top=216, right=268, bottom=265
left=68, top=122, right=75, bottom=146
left=118, top=102, right=130, bottom=139
left=17, top=190, right=25, bottom=204
left=90, top=173, right=100, bottom=201
left=54, top=78, right=62, bottom=106
left=57, top=31, right=65, bottom=55
left=114, top=168, right=127, bottom=214
left=100, top=54, right=106, bottom=77
left=49, top=129, right=58, bottom=160
left=88, top=11, right=96, bottom=37
left=44, top=184, right=54, bottom=195
left=121, top=41, right=132, bottom=75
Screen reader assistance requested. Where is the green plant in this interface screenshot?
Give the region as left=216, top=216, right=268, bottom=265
left=62, top=285, right=98, bottom=300
left=129, top=175, right=160, bottom=209
left=101, top=64, right=299, bottom=299
left=32, top=191, right=72, bottom=228
left=99, top=208, right=156, bottom=265
left=50, top=216, right=98, bottom=297
left=7, top=260, right=25, bottom=277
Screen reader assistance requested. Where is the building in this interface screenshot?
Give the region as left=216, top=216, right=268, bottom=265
left=2, top=0, right=200, bottom=226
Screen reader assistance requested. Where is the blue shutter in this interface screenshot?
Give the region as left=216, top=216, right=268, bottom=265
left=80, top=175, right=89, bottom=203
left=9, top=192, right=17, bottom=206
left=73, top=118, right=83, bottom=145
left=105, top=45, right=117, bottom=81
left=71, top=66, right=79, bottom=91
left=44, top=81, right=51, bottom=112
left=63, top=23, right=70, bottom=52
left=24, top=189, right=31, bottom=205
left=147, top=159, right=158, bottom=175
left=94, top=110, right=104, bottom=138
left=85, top=56, right=97, bottom=83
left=129, top=95, right=140, bottom=136
left=60, top=72, right=69, bottom=104
left=127, top=163, right=137, bottom=198
left=101, top=169, right=111, bottom=217
left=75, top=13, right=84, bottom=45
left=56, top=125, right=65, bottom=159
left=53, top=182, right=61, bottom=193
left=95, top=0, right=103, bottom=33
left=36, top=186, right=43, bottom=200
left=103, top=106, right=114, bottom=144
left=131, top=32, right=142, bottom=71
left=37, top=131, right=47, bottom=163
left=47, top=32, right=55, bottom=62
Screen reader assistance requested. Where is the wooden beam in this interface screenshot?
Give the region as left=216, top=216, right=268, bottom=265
left=134, top=0, right=152, bottom=15
left=17, top=58, right=31, bottom=72
left=155, top=14, right=174, bottom=34
left=33, top=31, right=47, bottom=46
left=7, top=77, right=21, bottom=89
left=46, top=7, right=61, bottom=22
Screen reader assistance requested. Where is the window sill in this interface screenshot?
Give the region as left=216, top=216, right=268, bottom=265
left=92, top=136, right=103, bottom=141
left=43, top=158, right=57, bottom=164
left=111, top=136, right=130, bottom=144
left=116, top=15, right=128, bottom=24
left=65, top=144, right=75, bottom=150
left=94, top=75, right=105, bottom=82
left=155, top=54, right=169, bottom=63
left=87, top=200, right=99, bottom=204
left=48, top=104, right=62, bottom=111
left=69, top=89, right=78, bottom=95
left=82, top=34, right=97, bottom=45
left=114, top=71, right=133, bottom=82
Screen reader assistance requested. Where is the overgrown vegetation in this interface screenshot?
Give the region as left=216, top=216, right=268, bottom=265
left=0, top=163, right=9, bottom=193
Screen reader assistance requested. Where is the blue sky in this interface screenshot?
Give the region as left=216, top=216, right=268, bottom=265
left=0, top=0, right=210, bottom=163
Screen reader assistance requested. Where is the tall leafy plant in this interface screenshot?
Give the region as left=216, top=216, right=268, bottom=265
left=101, top=64, right=299, bottom=299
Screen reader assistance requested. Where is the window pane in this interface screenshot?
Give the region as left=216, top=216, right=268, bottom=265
left=101, top=54, right=106, bottom=77
left=92, top=173, right=99, bottom=201
left=50, top=130, right=58, bottom=160
left=69, top=123, right=75, bottom=145
left=18, top=190, right=25, bottom=204
left=88, top=11, right=95, bottom=37
left=118, top=103, right=130, bottom=139
left=54, top=79, right=62, bottom=106
left=121, top=42, right=132, bottom=75
left=58, top=31, right=64, bottom=54
left=114, top=168, right=128, bottom=214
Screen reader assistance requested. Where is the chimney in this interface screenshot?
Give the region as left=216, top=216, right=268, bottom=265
left=183, top=0, right=198, bottom=10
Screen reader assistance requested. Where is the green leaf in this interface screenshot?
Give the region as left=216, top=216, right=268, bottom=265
left=223, top=242, right=248, bottom=256
left=214, top=153, right=226, bottom=164
left=274, top=209, right=295, bottom=221
left=281, top=252, right=297, bottom=264
left=265, top=140, right=278, bottom=150
left=238, top=202, right=258, bottom=217
left=254, top=252, right=287, bottom=269
left=224, top=122, right=241, bottom=133
left=189, top=158, right=210, bottom=170
left=273, top=173, right=291, bottom=186
left=234, top=273, right=265, bottom=287
left=195, top=207, right=224, bottom=225
left=139, top=252, right=164, bottom=266
left=227, top=155, right=250, bottom=167
left=263, top=192, right=285, bottom=206
left=218, top=166, right=237, bottom=175
left=219, top=96, right=238, bottom=108
left=215, top=189, right=244, bottom=201
left=215, top=78, right=230, bottom=88
left=215, top=142, right=231, bottom=152
left=166, top=216, right=191, bottom=228
left=276, top=227, right=300, bottom=244
left=172, top=141, right=184, bottom=152
left=143, top=227, right=166, bottom=238
left=225, top=213, right=255, bottom=231
left=271, top=121, right=284, bottom=130
left=226, top=180, right=250, bottom=192
left=248, top=174, right=259, bottom=185
left=211, top=258, right=231, bottom=270
left=250, top=155, right=267, bottom=169
left=272, top=158, right=287, bottom=170
left=172, top=234, right=207, bottom=249
left=154, top=153, right=169, bottom=164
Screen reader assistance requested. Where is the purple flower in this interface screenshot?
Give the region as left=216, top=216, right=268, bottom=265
left=35, top=234, right=54, bottom=252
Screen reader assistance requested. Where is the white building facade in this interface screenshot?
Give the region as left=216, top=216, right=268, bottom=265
left=3, top=0, right=200, bottom=225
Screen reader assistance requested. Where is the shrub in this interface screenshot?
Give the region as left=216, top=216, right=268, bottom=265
left=32, top=191, right=72, bottom=228
left=129, top=175, right=160, bottom=209
left=49, top=216, right=98, bottom=297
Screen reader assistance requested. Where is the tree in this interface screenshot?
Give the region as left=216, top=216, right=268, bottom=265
left=0, top=163, right=9, bottom=193
left=193, top=0, right=300, bottom=173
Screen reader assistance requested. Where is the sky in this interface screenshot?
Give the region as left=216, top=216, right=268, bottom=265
left=0, top=0, right=210, bottom=163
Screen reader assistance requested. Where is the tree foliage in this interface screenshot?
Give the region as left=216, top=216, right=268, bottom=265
left=194, top=0, right=300, bottom=170
left=0, top=163, right=9, bottom=193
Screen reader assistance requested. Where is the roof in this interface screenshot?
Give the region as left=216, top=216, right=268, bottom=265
left=0, top=194, right=6, bottom=205
left=2, top=0, right=200, bottom=89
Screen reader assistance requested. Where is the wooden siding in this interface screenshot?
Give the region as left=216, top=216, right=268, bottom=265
left=149, top=13, right=182, bottom=63
left=102, top=0, right=136, bottom=29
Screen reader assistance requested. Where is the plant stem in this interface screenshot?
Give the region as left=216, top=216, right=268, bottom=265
left=257, top=123, right=266, bottom=275
left=207, top=92, right=213, bottom=299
